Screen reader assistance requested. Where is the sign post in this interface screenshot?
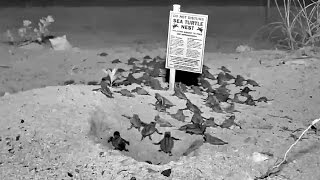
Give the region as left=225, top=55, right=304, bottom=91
left=166, top=4, right=208, bottom=92
left=168, top=4, right=181, bottom=92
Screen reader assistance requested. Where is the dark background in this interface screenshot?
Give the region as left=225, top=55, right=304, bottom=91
left=0, top=0, right=308, bottom=7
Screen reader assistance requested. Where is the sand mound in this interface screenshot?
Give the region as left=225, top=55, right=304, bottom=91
left=0, top=84, right=269, bottom=179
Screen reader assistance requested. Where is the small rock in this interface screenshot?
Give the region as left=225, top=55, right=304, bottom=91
left=98, top=52, right=108, bottom=57
left=67, top=172, right=73, bottom=177
left=4, top=92, right=10, bottom=96
left=64, top=80, right=75, bottom=85
left=236, top=45, right=253, bottom=53
left=16, top=135, right=20, bottom=141
left=243, top=137, right=257, bottom=145
left=285, top=60, right=309, bottom=66
left=112, top=59, right=121, bottom=64
left=161, top=169, right=172, bottom=177
left=87, top=81, right=99, bottom=85
left=147, top=168, right=157, bottom=173
left=225, top=171, right=254, bottom=180
left=252, top=152, right=270, bottom=163
left=144, top=55, right=152, bottom=59
left=8, top=148, right=14, bottom=154
left=99, top=152, right=105, bottom=157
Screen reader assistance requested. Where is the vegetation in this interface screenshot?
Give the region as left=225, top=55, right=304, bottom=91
left=261, top=0, right=320, bottom=50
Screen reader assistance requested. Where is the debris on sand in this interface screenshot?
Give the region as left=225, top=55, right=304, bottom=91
left=183, top=139, right=204, bottom=156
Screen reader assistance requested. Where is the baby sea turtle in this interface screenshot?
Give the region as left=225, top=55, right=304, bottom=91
left=203, top=133, right=228, bottom=145
left=199, top=78, right=214, bottom=93
left=220, top=115, right=241, bottom=129
left=175, top=82, right=188, bottom=92
left=203, top=117, right=219, bottom=128
left=147, top=78, right=163, bottom=90
left=96, top=77, right=113, bottom=98
left=131, top=87, right=150, bottom=95
left=231, top=93, right=245, bottom=104
left=255, top=96, right=273, bottom=103
left=182, top=100, right=202, bottom=114
left=178, top=123, right=206, bottom=135
left=209, top=103, right=224, bottom=113
left=234, top=75, right=246, bottom=87
left=111, top=59, right=121, bottom=64
left=114, top=89, right=135, bottom=97
left=221, top=102, right=240, bottom=113
left=217, top=72, right=231, bottom=84
left=141, top=122, right=162, bottom=141
left=122, top=114, right=147, bottom=131
left=240, top=87, right=255, bottom=96
left=191, top=112, right=205, bottom=124
left=204, top=94, right=220, bottom=106
left=127, top=57, right=139, bottom=65
left=154, top=115, right=173, bottom=127
left=244, top=95, right=256, bottom=106
left=170, top=109, right=188, bottom=122
left=155, top=93, right=174, bottom=107
left=108, top=131, right=130, bottom=151
left=153, top=93, right=175, bottom=112
left=246, top=79, right=260, bottom=87
left=218, top=66, right=231, bottom=73
left=191, top=85, right=203, bottom=96
left=202, top=69, right=216, bottom=80
left=172, top=83, right=188, bottom=100
left=153, top=132, right=180, bottom=156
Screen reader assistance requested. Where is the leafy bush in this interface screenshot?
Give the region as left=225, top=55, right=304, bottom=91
left=6, top=15, right=55, bottom=46
left=259, top=0, right=320, bottom=50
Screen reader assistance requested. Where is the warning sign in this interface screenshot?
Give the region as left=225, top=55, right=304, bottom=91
left=166, top=11, right=208, bottom=74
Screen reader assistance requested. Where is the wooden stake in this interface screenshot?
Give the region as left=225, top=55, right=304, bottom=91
left=169, top=4, right=180, bottom=92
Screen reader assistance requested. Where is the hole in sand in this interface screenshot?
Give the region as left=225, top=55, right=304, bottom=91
left=87, top=107, right=202, bottom=165
left=164, top=69, right=201, bottom=86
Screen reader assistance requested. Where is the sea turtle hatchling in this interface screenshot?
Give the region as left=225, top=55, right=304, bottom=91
left=153, top=131, right=180, bottom=156
left=141, top=122, right=162, bottom=141
left=122, top=114, right=147, bottom=131
left=108, top=131, right=130, bottom=151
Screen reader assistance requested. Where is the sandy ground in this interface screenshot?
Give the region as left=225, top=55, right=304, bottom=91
left=1, top=6, right=320, bottom=180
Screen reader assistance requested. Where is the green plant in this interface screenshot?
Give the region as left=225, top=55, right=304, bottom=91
left=6, top=15, right=54, bottom=45
left=258, top=0, right=320, bottom=50
left=33, top=15, right=55, bottom=41
left=102, top=67, right=119, bottom=87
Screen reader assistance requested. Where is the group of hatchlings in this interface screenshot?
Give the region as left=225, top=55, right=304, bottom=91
left=102, top=64, right=272, bottom=157
left=107, top=91, right=232, bottom=157
left=108, top=113, right=181, bottom=156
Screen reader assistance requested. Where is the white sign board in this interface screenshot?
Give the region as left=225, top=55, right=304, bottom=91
left=166, top=11, right=208, bottom=74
